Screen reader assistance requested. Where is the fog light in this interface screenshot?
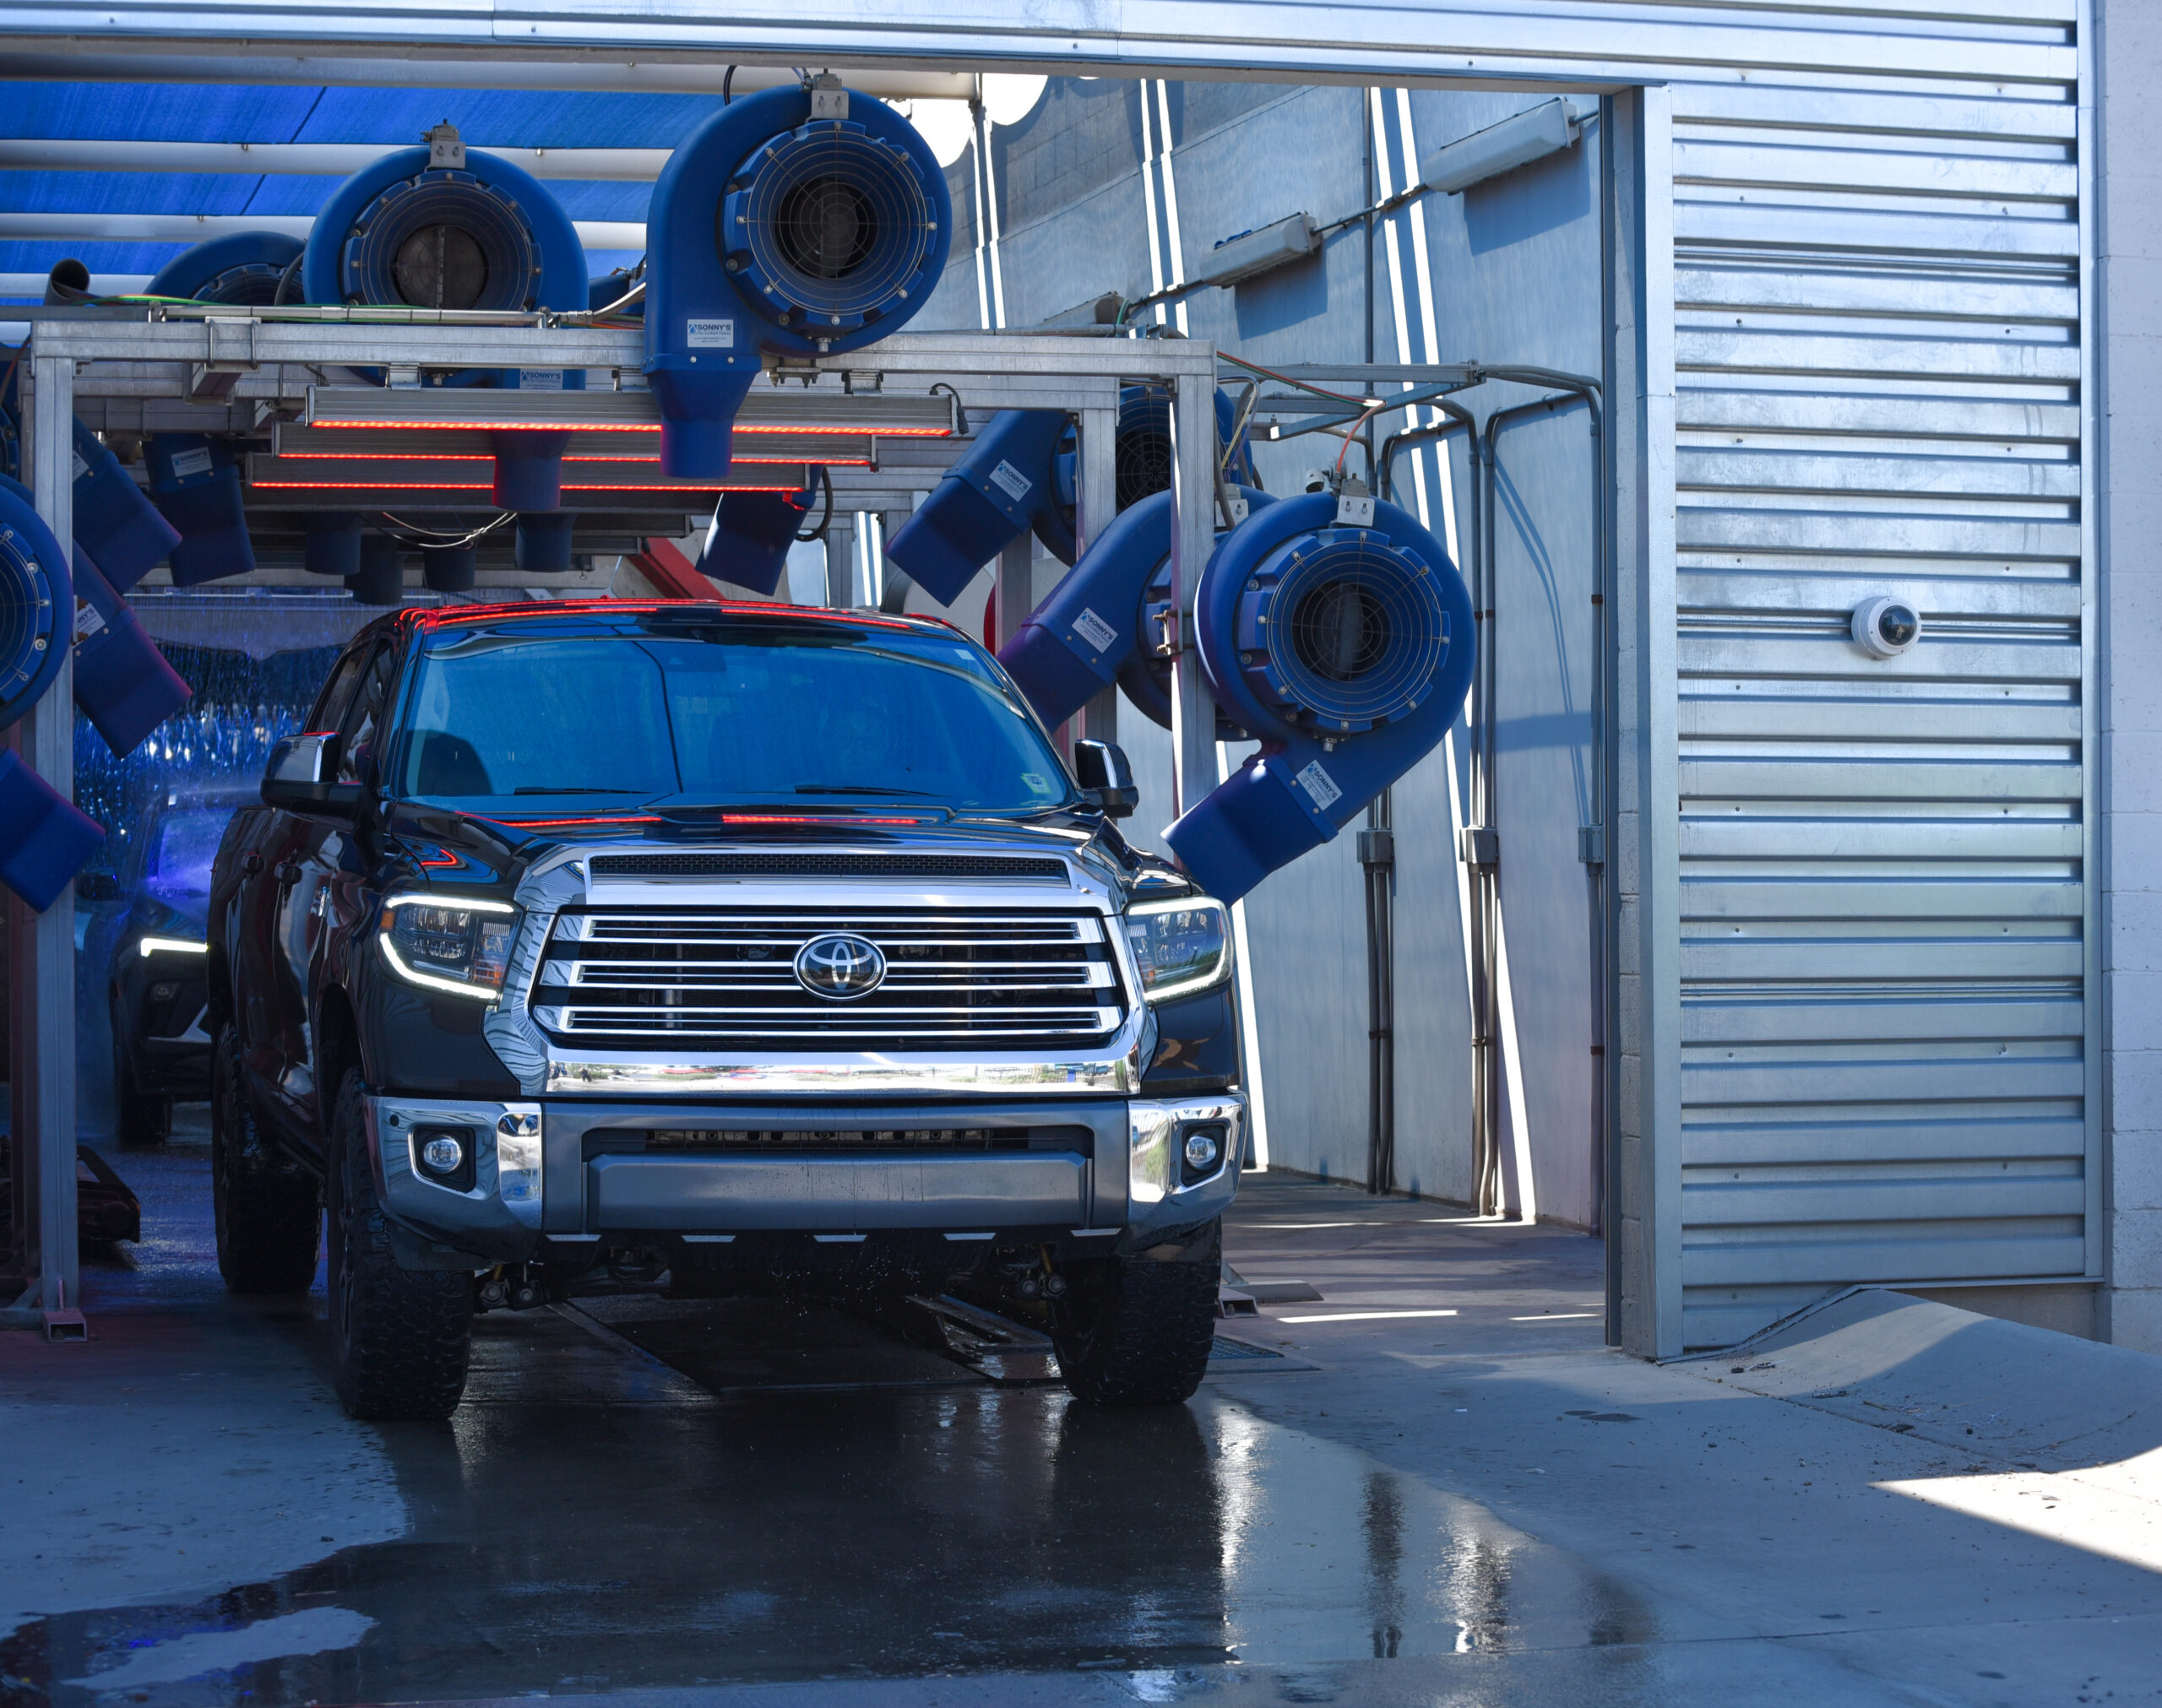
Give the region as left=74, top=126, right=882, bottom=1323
left=421, top=1135, right=464, bottom=1174
left=1184, top=1131, right=1222, bottom=1171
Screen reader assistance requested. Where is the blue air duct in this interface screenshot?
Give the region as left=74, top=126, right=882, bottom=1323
left=1164, top=492, right=1475, bottom=903
left=697, top=487, right=815, bottom=598
left=72, top=549, right=191, bottom=757
left=888, top=387, right=1257, bottom=608
left=887, top=410, right=1068, bottom=606
left=644, top=81, right=950, bottom=478
left=144, top=433, right=253, bottom=586
left=0, top=748, right=103, bottom=912
left=73, top=419, right=180, bottom=593
left=303, top=130, right=588, bottom=510
left=996, top=485, right=1273, bottom=731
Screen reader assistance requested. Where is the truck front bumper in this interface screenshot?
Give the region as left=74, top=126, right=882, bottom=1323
left=365, top=1093, right=1243, bottom=1267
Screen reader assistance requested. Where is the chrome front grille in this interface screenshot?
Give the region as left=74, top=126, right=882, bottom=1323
left=530, top=908, right=1128, bottom=1049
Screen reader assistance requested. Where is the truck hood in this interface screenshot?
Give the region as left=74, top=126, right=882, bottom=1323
left=380, top=801, right=1194, bottom=908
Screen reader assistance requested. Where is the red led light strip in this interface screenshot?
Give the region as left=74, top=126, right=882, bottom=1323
left=719, top=814, right=927, bottom=827
left=308, top=418, right=950, bottom=436
left=269, top=452, right=872, bottom=467
left=249, top=480, right=803, bottom=492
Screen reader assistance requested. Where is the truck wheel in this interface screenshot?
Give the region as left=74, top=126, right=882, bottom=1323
left=210, top=1023, right=320, bottom=1293
left=325, top=1068, right=471, bottom=1421
left=1051, top=1221, right=1220, bottom=1406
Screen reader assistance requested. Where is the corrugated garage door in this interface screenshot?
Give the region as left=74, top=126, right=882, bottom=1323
left=1667, top=74, right=2090, bottom=1347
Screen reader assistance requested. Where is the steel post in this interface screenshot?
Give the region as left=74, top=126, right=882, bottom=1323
left=1169, top=371, right=1217, bottom=819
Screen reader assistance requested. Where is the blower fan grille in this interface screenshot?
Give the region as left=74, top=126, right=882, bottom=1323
left=724, top=122, right=939, bottom=329
left=0, top=520, right=64, bottom=730
left=343, top=171, right=540, bottom=312
left=1239, top=530, right=1449, bottom=733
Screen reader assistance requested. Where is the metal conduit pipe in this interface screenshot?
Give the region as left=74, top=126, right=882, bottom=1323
left=0, top=140, right=678, bottom=180
left=1361, top=789, right=1397, bottom=1195
left=1479, top=374, right=1605, bottom=1228
left=1379, top=401, right=1494, bottom=1206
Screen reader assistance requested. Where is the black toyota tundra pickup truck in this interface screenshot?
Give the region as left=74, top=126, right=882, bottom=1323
left=208, top=599, right=1243, bottom=1419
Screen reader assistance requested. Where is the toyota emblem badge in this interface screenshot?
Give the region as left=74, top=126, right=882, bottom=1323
left=793, top=933, right=888, bottom=1000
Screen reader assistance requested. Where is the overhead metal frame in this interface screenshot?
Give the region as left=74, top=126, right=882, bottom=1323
left=1, top=317, right=1220, bottom=1333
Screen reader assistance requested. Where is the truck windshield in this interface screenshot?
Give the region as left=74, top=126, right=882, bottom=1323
left=388, top=620, right=1077, bottom=814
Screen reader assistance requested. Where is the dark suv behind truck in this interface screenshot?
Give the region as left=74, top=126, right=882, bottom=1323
left=209, top=599, right=1244, bottom=1418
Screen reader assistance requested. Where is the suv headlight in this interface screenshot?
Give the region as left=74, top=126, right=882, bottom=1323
left=379, top=894, right=521, bottom=1001
left=1124, top=897, right=1233, bottom=1004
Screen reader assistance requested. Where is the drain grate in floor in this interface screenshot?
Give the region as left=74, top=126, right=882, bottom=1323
left=1209, top=1336, right=1286, bottom=1361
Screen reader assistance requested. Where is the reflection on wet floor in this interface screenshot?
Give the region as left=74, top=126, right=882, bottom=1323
left=5, top=1290, right=1654, bottom=1705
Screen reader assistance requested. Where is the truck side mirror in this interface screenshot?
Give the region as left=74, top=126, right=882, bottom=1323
left=1073, top=740, right=1139, bottom=819
left=74, top=870, right=122, bottom=903
left=262, top=731, right=361, bottom=818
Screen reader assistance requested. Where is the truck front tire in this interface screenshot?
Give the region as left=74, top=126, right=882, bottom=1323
left=210, top=1023, right=319, bottom=1293
left=325, top=1069, right=472, bottom=1421
left=1051, top=1221, right=1221, bottom=1406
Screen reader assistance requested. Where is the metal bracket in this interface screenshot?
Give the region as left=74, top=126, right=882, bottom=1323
left=1335, top=484, right=1376, bottom=528
left=1150, top=606, right=1190, bottom=659
left=1578, top=826, right=1605, bottom=868
left=1459, top=825, right=1498, bottom=869
left=187, top=317, right=260, bottom=399
left=426, top=121, right=466, bottom=171
left=1357, top=828, right=1396, bottom=868
left=809, top=73, right=850, bottom=121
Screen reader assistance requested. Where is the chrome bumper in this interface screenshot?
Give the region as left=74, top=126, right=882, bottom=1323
left=364, top=1093, right=1242, bottom=1265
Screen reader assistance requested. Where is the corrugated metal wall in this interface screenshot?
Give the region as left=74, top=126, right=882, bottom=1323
left=1665, top=64, right=2091, bottom=1346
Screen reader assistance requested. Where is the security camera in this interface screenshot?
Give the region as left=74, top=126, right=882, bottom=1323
left=1851, top=596, right=1920, bottom=659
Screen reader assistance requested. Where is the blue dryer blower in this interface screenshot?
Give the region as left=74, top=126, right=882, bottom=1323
left=644, top=81, right=950, bottom=478
left=1164, top=491, right=1476, bottom=903
left=72, top=548, right=192, bottom=757
left=0, top=479, right=102, bottom=910
left=303, top=129, right=588, bottom=509
left=0, top=472, right=69, bottom=732
left=888, top=387, right=1257, bottom=607
left=146, top=230, right=304, bottom=306
left=697, top=487, right=815, bottom=597
left=996, top=485, right=1273, bottom=731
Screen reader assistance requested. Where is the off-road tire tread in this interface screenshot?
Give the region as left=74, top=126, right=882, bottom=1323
left=210, top=1024, right=319, bottom=1293
left=1055, top=1223, right=1220, bottom=1406
left=328, top=1069, right=471, bottom=1421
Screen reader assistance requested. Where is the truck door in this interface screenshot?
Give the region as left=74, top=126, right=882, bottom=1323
left=269, top=637, right=399, bottom=1139
left=234, top=639, right=373, bottom=1131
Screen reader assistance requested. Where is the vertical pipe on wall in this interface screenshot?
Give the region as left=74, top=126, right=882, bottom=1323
left=1361, top=789, right=1397, bottom=1193
left=9, top=349, right=80, bottom=1327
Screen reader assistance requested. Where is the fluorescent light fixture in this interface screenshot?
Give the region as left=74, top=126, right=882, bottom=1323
left=1191, top=212, right=1319, bottom=289
left=1418, top=99, right=1583, bottom=196
left=139, top=935, right=207, bottom=957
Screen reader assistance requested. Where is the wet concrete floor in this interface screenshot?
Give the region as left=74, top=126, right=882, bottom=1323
left=5, top=1132, right=2161, bottom=1706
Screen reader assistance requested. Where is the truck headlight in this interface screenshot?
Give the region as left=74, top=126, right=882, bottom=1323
left=1124, top=897, right=1232, bottom=1004
left=379, top=894, right=521, bottom=1001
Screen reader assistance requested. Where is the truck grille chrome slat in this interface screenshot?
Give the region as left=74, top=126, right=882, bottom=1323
left=535, top=907, right=1130, bottom=1051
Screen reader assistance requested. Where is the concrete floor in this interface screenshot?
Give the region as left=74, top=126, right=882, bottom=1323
left=5, top=1131, right=2162, bottom=1706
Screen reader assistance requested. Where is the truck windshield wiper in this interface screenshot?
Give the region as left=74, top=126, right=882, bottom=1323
left=512, top=787, right=638, bottom=795
left=793, top=784, right=939, bottom=798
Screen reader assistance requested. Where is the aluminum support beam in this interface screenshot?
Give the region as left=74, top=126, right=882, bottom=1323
left=1077, top=404, right=1119, bottom=746
left=0, top=214, right=648, bottom=251
left=1169, top=371, right=1218, bottom=820
left=996, top=537, right=1032, bottom=653
left=823, top=515, right=856, bottom=609
left=7, top=350, right=80, bottom=1336
left=0, top=140, right=678, bottom=179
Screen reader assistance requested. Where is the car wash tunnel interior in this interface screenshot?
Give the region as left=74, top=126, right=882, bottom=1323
left=4, top=6, right=2160, bottom=1705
